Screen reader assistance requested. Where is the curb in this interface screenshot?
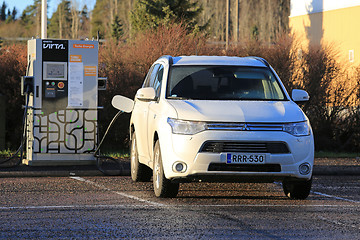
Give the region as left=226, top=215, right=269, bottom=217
left=0, top=162, right=131, bottom=178
left=313, top=165, right=360, bottom=176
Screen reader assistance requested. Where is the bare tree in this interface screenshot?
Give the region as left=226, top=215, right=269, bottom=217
left=58, top=4, right=63, bottom=38
left=71, top=0, right=80, bottom=39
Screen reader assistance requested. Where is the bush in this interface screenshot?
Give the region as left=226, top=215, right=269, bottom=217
left=1, top=28, right=360, bottom=153
left=298, top=44, right=359, bottom=151
left=0, top=44, right=27, bottom=149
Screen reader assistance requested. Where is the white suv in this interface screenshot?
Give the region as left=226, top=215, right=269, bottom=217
left=113, top=55, right=314, bottom=199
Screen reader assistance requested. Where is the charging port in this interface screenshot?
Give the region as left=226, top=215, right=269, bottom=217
left=98, top=77, right=107, bottom=91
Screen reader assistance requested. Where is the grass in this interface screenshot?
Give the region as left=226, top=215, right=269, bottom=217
left=102, top=152, right=130, bottom=158
left=0, top=149, right=19, bottom=156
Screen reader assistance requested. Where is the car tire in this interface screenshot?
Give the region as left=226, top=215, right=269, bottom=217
left=130, top=132, right=152, bottom=182
left=283, top=178, right=312, bottom=200
left=153, top=140, right=179, bottom=198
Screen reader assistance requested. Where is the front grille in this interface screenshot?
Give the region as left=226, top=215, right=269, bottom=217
left=208, top=163, right=281, bottom=172
left=201, top=141, right=289, bottom=154
left=206, top=123, right=284, bottom=131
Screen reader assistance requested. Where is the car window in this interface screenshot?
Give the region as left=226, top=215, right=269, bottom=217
left=142, top=65, right=154, bottom=88
left=153, top=65, right=164, bottom=98
left=167, top=66, right=286, bottom=101
left=147, top=64, right=161, bottom=88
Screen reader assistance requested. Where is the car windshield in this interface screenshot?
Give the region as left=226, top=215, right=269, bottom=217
left=167, top=66, right=286, bottom=100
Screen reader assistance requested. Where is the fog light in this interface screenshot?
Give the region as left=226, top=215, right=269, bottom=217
left=299, top=163, right=311, bottom=175
left=173, top=162, right=187, bottom=173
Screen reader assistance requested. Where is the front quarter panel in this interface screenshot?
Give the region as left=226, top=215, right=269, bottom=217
left=148, top=99, right=178, bottom=169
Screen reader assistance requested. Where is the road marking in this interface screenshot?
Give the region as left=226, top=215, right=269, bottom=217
left=311, top=191, right=360, bottom=203
left=70, top=176, right=166, bottom=207
left=0, top=204, right=359, bottom=211
left=0, top=204, right=160, bottom=210
left=274, top=182, right=360, bottom=203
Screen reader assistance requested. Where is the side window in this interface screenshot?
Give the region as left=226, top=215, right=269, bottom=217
left=147, top=64, right=161, bottom=88
left=142, top=65, right=155, bottom=88
left=152, top=65, right=164, bottom=98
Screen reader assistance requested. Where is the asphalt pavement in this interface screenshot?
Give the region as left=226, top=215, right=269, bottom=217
left=0, top=156, right=359, bottom=177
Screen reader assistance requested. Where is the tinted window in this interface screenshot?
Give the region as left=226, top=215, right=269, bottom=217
left=167, top=66, right=286, bottom=100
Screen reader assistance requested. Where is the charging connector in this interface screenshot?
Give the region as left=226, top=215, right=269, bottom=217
left=21, top=76, right=34, bottom=96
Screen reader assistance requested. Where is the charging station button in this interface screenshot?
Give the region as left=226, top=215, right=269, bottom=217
left=45, top=87, right=56, bottom=98
left=58, top=82, right=65, bottom=89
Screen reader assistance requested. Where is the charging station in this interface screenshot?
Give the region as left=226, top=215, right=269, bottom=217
left=23, top=39, right=105, bottom=166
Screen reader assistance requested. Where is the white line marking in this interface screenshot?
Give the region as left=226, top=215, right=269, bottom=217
left=311, top=191, right=360, bottom=204
left=70, top=176, right=166, bottom=207
left=0, top=204, right=158, bottom=210
left=274, top=182, right=360, bottom=204
left=0, top=204, right=359, bottom=211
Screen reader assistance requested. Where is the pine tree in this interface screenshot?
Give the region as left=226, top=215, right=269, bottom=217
left=11, top=7, right=17, bottom=20
left=111, top=15, right=123, bottom=41
left=20, top=0, right=42, bottom=37
left=90, top=0, right=110, bottom=39
left=130, top=0, right=204, bottom=33
left=0, top=1, right=6, bottom=21
left=78, top=5, right=90, bottom=39
left=48, top=0, right=71, bottom=38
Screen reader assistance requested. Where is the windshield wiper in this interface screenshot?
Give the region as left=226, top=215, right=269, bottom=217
left=167, top=96, right=192, bottom=100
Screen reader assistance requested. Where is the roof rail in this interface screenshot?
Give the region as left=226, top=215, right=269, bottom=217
left=158, top=55, right=173, bottom=65
left=245, top=56, right=270, bottom=68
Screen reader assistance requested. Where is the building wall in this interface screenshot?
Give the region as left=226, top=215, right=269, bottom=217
left=289, top=1, right=360, bottom=65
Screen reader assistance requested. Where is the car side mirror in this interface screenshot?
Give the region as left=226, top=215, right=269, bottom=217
left=135, top=87, right=156, bottom=101
left=111, top=95, right=134, bottom=113
left=292, top=89, right=309, bottom=102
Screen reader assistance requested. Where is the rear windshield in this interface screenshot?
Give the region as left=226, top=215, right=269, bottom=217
left=167, top=66, right=286, bottom=100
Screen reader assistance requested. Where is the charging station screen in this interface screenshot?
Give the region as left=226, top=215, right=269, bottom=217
left=43, top=62, right=67, bottom=80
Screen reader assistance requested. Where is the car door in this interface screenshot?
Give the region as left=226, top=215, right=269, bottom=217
left=147, top=64, right=164, bottom=163
left=132, top=64, right=160, bottom=164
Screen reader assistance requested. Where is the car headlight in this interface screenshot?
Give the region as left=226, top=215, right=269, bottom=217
left=283, top=121, right=311, bottom=136
left=167, top=118, right=206, bottom=135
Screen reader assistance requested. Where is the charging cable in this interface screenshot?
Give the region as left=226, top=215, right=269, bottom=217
left=93, top=110, right=125, bottom=175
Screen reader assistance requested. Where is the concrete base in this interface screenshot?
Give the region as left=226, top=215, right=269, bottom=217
left=23, top=153, right=96, bottom=166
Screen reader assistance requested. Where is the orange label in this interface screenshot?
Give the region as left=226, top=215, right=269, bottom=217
left=84, top=66, right=97, bottom=76
left=70, top=55, right=82, bottom=62
left=73, top=44, right=94, bottom=49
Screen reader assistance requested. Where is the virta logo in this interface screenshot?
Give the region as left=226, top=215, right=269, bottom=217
left=43, top=43, right=66, bottom=50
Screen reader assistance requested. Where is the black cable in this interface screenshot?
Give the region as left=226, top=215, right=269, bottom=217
left=94, top=110, right=125, bottom=175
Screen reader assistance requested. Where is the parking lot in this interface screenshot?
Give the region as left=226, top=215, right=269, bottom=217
left=0, top=173, right=359, bottom=239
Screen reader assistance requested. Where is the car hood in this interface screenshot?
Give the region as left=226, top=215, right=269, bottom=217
left=167, top=100, right=306, bottom=123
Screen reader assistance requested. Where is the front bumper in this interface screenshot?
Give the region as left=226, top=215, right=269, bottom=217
left=160, top=130, right=314, bottom=182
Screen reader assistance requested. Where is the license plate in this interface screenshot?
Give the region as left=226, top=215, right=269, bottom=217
left=226, top=153, right=266, bottom=164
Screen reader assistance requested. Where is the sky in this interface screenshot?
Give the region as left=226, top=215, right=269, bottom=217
left=6, top=0, right=96, bottom=18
